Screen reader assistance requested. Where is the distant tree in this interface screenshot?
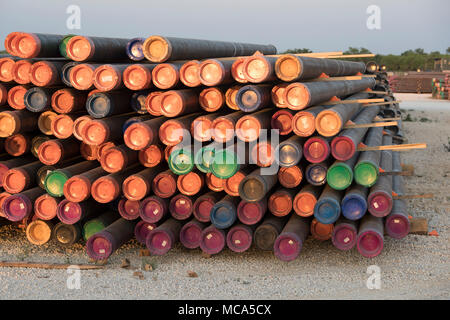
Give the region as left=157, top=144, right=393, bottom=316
left=446, top=47, right=450, bottom=54
left=344, top=47, right=372, bottom=54
left=283, top=48, right=312, bottom=54
left=414, top=48, right=425, bottom=55
left=401, top=50, right=414, bottom=56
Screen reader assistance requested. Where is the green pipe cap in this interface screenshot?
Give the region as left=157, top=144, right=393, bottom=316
left=326, top=163, right=353, bottom=190
left=354, top=161, right=378, bottom=187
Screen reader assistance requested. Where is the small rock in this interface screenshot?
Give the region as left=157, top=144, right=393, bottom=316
left=121, top=258, right=131, bottom=269
left=187, top=271, right=198, bottom=278
left=133, top=271, right=145, bottom=280
left=143, top=263, right=153, bottom=271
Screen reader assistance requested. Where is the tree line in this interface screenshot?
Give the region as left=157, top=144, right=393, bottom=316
left=283, top=47, right=450, bottom=72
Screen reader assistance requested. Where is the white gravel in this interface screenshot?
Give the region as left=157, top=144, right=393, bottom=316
left=0, top=97, right=449, bottom=300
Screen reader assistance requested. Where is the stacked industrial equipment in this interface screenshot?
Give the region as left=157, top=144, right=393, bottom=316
left=389, top=71, right=448, bottom=94
left=431, top=74, right=450, bottom=100
left=0, top=32, right=412, bottom=262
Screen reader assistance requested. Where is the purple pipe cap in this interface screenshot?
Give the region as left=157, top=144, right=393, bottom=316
left=273, top=232, right=302, bottom=261
left=237, top=200, right=265, bottom=225
left=385, top=214, right=410, bottom=239
left=140, top=196, right=166, bottom=223
left=169, top=194, right=193, bottom=220
left=226, top=225, right=252, bottom=253
left=146, top=229, right=174, bottom=255
left=368, top=191, right=393, bottom=217
left=3, top=194, right=32, bottom=222
left=134, top=220, right=157, bottom=244
left=357, top=230, right=384, bottom=258
left=193, top=196, right=214, bottom=223
left=86, top=231, right=114, bottom=260
left=200, top=226, right=225, bottom=255
left=118, top=198, right=141, bottom=220
left=180, top=222, right=203, bottom=249
left=332, top=224, right=357, bottom=251
left=57, top=200, right=82, bottom=225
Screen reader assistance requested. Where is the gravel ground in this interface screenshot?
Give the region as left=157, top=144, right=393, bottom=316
left=0, top=95, right=449, bottom=300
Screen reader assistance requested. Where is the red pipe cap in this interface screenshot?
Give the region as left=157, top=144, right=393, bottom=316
left=5, top=134, right=29, bottom=156
left=70, top=64, right=95, bottom=90
left=82, top=120, right=108, bottom=146
left=30, top=61, right=54, bottom=87
left=199, top=88, right=224, bottom=112
left=14, top=33, right=41, bottom=58
left=91, top=177, right=120, bottom=203
left=12, top=60, right=32, bottom=84
left=93, top=65, right=121, bottom=91
left=152, top=63, right=178, bottom=89
left=0, top=58, right=15, bottom=82
left=3, top=168, right=28, bottom=194
left=38, top=141, right=63, bottom=165
left=271, top=110, right=293, bottom=135
left=177, top=172, right=203, bottom=196
left=199, top=60, right=224, bottom=86
left=7, top=86, right=27, bottom=110
left=160, top=91, right=183, bottom=117
left=211, top=117, right=234, bottom=142
left=34, top=194, right=58, bottom=220
left=64, top=175, right=92, bottom=203
left=159, top=121, right=184, bottom=146
left=52, top=114, right=74, bottom=139
left=123, top=65, right=151, bottom=90
left=66, top=36, right=93, bottom=61
left=123, top=175, right=149, bottom=201
left=100, top=147, right=126, bottom=173
left=139, top=145, right=162, bottom=168
left=180, top=61, right=200, bottom=87
left=236, top=116, right=261, bottom=142
left=191, top=117, right=213, bottom=142
left=73, top=116, right=92, bottom=141
left=268, top=191, right=292, bottom=217
left=51, top=89, right=75, bottom=114
left=124, top=123, right=153, bottom=151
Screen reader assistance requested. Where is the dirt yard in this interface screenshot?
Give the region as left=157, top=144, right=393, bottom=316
left=0, top=94, right=448, bottom=300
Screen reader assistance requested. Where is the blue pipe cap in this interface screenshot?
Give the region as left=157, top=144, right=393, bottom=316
left=210, top=201, right=237, bottom=229
left=341, top=193, right=367, bottom=221
left=314, top=198, right=341, bottom=224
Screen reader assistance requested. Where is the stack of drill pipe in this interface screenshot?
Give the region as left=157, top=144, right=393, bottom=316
left=389, top=72, right=445, bottom=93
left=0, top=31, right=412, bottom=261
left=431, top=76, right=450, bottom=100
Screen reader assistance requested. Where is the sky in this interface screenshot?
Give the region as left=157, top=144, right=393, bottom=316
left=0, top=0, right=449, bottom=54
